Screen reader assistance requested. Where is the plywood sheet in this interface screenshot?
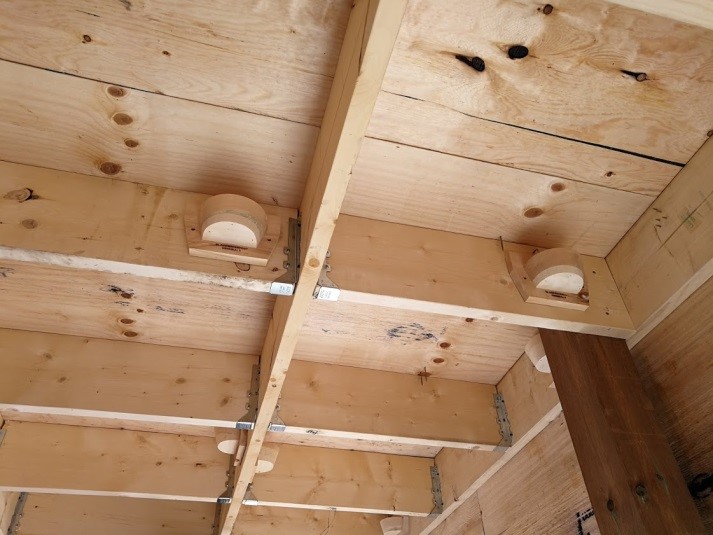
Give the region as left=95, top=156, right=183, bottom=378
left=343, top=137, right=651, bottom=256
left=296, top=299, right=534, bottom=384
left=368, top=91, right=680, bottom=196
left=0, top=0, right=351, bottom=125
left=0, top=60, right=316, bottom=203
left=383, top=0, right=713, bottom=163
left=0, top=260, right=273, bottom=355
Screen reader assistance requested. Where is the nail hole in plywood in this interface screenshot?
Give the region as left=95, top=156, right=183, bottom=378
left=432, top=357, right=445, bottom=364
left=82, top=34, right=92, bottom=43
left=124, top=139, right=139, bottom=148
left=120, top=292, right=132, bottom=299
left=465, top=317, right=474, bottom=323
left=120, top=318, right=134, bottom=325
left=439, top=342, right=451, bottom=349
left=99, top=162, right=122, bottom=175
left=523, top=207, right=543, bottom=218
left=107, top=86, right=126, bottom=98
left=123, top=330, right=138, bottom=338
left=112, top=113, right=133, bottom=126
left=550, top=182, right=565, bottom=192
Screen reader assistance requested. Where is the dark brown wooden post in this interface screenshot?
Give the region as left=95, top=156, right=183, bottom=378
left=540, top=329, right=704, bottom=534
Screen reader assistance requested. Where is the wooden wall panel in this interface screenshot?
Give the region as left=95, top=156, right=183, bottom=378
left=383, top=0, right=713, bottom=163
left=0, top=60, right=316, bottom=202
left=296, top=299, right=534, bottom=384
left=343, top=137, right=651, bottom=256
left=631, top=277, right=713, bottom=529
left=368, top=91, right=680, bottom=196
left=15, top=495, right=214, bottom=535
left=0, top=260, right=273, bottom=355
left=0, top=0, right=351, bottom=125
left=476, top=415, right=598, bottom=535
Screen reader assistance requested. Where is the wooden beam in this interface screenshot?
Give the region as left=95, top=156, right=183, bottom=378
left=605, top=0, right=713, bottom=31
left=541, top=329, right=705, bottom=534
left=0, top=328, right=502, bottom=452
left=329, top=215, right=634, bottom=337
left=0, top=491, right=19, bottom=535
left=220, top=1, right=408, bottom=532
left=10, top=494, right=385, bottom=535
left=0, top=422, right=432, bottom=516
left=607, top=137, right=713, bottom=346
left=249, top=445, right=433, bottom=516
left=410, top=353, right=562, bottom=534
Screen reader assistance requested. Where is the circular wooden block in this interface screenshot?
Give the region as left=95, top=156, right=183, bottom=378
left=215, top=428, right=240, bottom=455
left=200, top=194, right=267, bottom=248
left=380, top=516, right=403, bottom=535
left=525, top=247, right=584, bottom=294
left=255, top=444, right=279, bottom=474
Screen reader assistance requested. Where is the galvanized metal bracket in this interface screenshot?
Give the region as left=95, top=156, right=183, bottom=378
left=243, top=485, right=259, bottom=506
left=8, top=492, right=28, bottom=535
left=269, top=218, right=301, bottom=296
left=267, top=403, right=286, bottom=433
left=494, top=392, right=513, bottom=448
left=236, top=364, right=260, bottom=430
left=0, top=428, right=6, bottom=447
left=313, top=251, right=340, bottom=301
left=430, top=465, right=444, bottom=514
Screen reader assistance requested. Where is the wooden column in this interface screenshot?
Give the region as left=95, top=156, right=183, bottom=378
left=540, top=329, right=704, bottom=534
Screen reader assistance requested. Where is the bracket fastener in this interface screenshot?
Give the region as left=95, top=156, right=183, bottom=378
left=236, top=364, right=260, bottom=430
left=430, top=465, right=444, bottom=514
left=494, top=392, right=513, bottom=448
left=270, top=218, right=301, bottom=296
left=313, top=251, right=340, bottom=301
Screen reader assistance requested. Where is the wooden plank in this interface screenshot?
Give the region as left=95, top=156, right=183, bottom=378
left=541, top=329, right=705, bottom=534
left=0, top=491, right=19, bottom=535
left=0, top=60, right=317, bottom=202
left=476, top=414, right=598, bottom=535
left=606, top=0, right=713, bottom=31
left=15, top=495, right=214, bottom=535
left=631, top=276, right=713, bottom=529
left=607, top=137, right=713, bottom=346
left=411, top=354, right=562, bottom=534
left=265, top=432, right=441, bottom=458
left=0, top=328, right=501, bottom=451
left=430, top=493, right=485, bottom=535
left=0, top=0, right=352, bottom=125
left=236, top=506, right=383, bottom=535
left=0, top=422, right=228, bottom=502
left=221, top=1, right=408, bottom=531
left=250, top=444, right=433, bottom=516
left=0, top=260, right=273, bottom=355
left=368, top=91, right=680, bottom=196
left=0, top=161, right=296, bottom=292
left=344, top=137, right=651, bottom=257
left=329, top=216, right=635, bottom=338
left=297, top=299, right=534, bottom=383
left=383, top=0, right=713, bottom=163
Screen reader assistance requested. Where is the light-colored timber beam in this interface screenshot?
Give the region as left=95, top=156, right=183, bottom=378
left=0, top=161, right=633, bottom=338
left=13, top=494, right=385, bottom=535
left=605, top=0, right=713, bottom=31
left=329, top=216, right=634, bottom=338
left=0, top=490, right=20, bottom=535
left=409, top=352, right=562, bottom=534
left=541, top=329, right=705, bottom=533
left=0, top=422, right=433, bottom=516
left=220, top=1, right=409, bottom=533
left=607, top=136, right=713, bottom=347
left=0, top=329, right=502, bottom=454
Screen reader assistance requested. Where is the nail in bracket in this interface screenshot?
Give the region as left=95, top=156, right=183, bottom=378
left=313, top=251, right=340, bottom=301
left=269, top=218, right=301, bottom=296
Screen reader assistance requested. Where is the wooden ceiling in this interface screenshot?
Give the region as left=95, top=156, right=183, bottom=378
left=0, top=0, right=711, bottom=532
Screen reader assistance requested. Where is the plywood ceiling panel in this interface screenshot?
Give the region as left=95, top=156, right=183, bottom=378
left=0, top=60, right=316, bottom=204
left=383, top=0, right=713, bottom=163
left=0, top=260, right=273, bottom=355
left=343, top=137, right=651, bottom=256
left=296, top=300, right=535, bottom=384
left=0, top=0, right=352, bottom=125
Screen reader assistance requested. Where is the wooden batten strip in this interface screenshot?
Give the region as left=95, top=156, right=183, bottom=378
left=220, top=2, right=409, bottom=532
left=605, top=0, right=713, bottom=31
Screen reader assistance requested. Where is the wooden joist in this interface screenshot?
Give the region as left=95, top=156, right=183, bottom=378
left=221, top=1, right=409, bottom=532
left=0, top=329, right=503, bottom=453
left=410, top=352, right=562, bottom=534
left=542, top=330, right=705, bottom=533
left=0, top=422, right=433, bottom=516
left=0, top=491, right=19, bottom=535
left=10, top=495, right=385, bottom=535
left=605, top=0, right=713, bottom=31
left=607, top=137, right=713, bottom=346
